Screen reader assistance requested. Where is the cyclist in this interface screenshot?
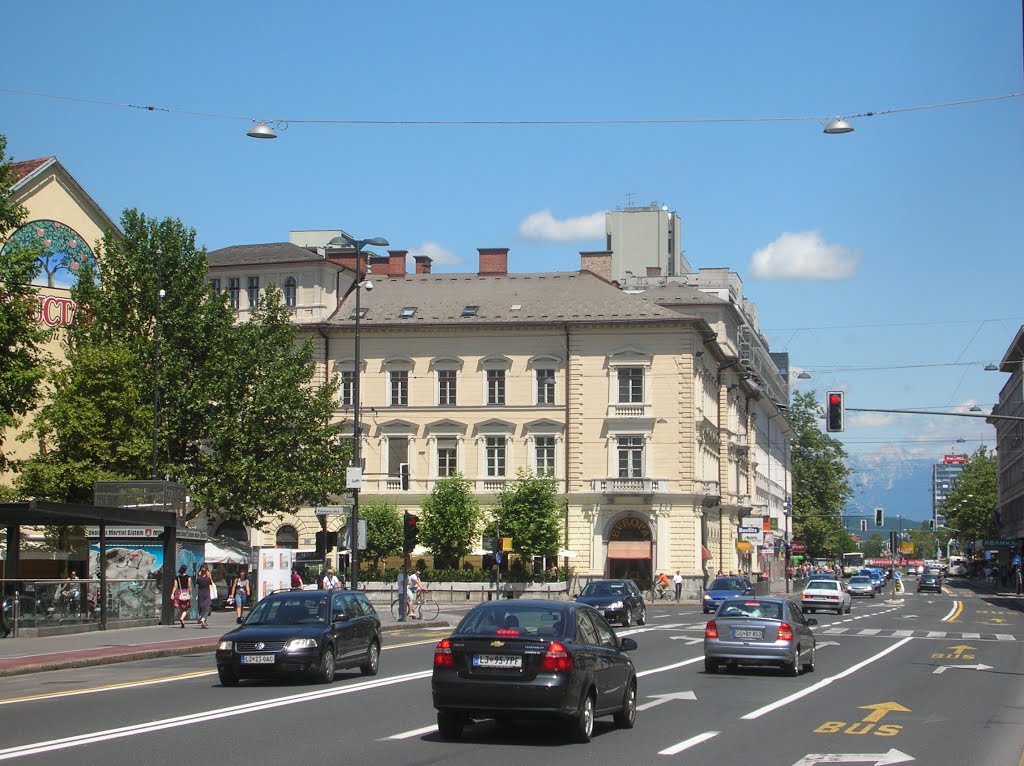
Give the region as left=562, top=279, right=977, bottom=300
left=408, top=570, right=428, bottom=619
left=656, top=572, right=670, bottom=598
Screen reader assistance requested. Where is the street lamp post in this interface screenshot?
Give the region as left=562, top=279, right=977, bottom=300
left=327, top=233, right=389, bottom=591
left=152, top=248, right=165, bottom=480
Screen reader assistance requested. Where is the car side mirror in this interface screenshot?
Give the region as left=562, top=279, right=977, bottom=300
left=806, top=618, right=818, bottom=626
left=619, top=637, right=638, bottom=651
left=333, top=612, right=350, bottom=623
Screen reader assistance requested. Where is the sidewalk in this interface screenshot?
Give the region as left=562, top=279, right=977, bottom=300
left=0, top=603, right=452, bottom=678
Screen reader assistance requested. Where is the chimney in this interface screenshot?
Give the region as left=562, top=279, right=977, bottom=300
left=580, top=250, right=613, bottom=282
left=478, top=247, right=509, bottom=277
left=387, top=250, right=408, bottom=278
left=646, top=266, right=662, bottom=277
left=414, top=255, right=433, bottom=274
left=368, top=254, right=389, bottom=275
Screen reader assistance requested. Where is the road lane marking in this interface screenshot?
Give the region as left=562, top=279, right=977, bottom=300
left=941, top=601, right=962, bottom=622
left=892, top=630, right=913, bottom=637
left=996, top=634, right=1014, bottom=641
left=791, top=747, right=914, bottom=765
left=741, top=637, right=915, bottom=720
left=636, top=691, right=697, bottom=711
left=388, top=724, right=439, bottom=740
left=0, top=671, right=216, bottom=706
left=637, top=656, right=704, bottom=677
left=961, top=632, right=980, bottom=639
left=658, top=731, right=720, bottom=756
left=857, top=629, right=881, bottom=636
left=0, top=670, right=434, bottom=760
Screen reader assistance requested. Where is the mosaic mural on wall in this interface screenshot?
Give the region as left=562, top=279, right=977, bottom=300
left=1, top=219, right=95, bottom=287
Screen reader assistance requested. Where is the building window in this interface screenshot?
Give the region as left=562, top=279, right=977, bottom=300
left=400, top=306, right=417, bottom=318
left=487, top=369, right=506, bottom=406
left=390, top=370, right=409, bottom=406
left=617, top=436, right=644, bottom=478
left=461, top=306, right=479, bottom=317
left=228, top=278, right=240, bottom=310
left=617, top=367, right=644, bottom=403
left=247, top=276, right=260, bottom=308
left=388, top=437, right=409, bottom=484
left=438, top=369, right=457, bottom=406
left=437, top=438, right=457, bottom=477
left=536, top=369, right=556, bottom=405
left=486, top=437, right=506, bottom=477
left=340, top=371, right=354, bottom=406
left=275, top=525, right=298, bottom=549
left=284, top=276, right=297, bottom=307
left=535, top=436, right=556, bottom=476
left=209, top=278, right=221, bottom=294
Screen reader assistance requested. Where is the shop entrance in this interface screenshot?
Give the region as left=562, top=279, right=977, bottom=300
left=606, top=516, right=653, bottom=590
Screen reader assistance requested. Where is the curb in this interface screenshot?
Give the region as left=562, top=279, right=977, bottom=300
left=0, top=619, right=450, bottom=679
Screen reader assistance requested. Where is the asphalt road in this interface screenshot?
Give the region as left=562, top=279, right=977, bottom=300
left=0, top=580, right=1020, bottom=766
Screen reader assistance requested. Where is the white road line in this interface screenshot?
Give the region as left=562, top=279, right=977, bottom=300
left=823, top=628, right=848, bottom=634
left=637, top=656, right=705, bottom=677
left=961, top=632, right=980, bottom=639
left=388, top=724, right=439, bottom=740
left=0, top=670, right=433, bottom=760
left=892, top=630, right=914, bottom=637
left=926, top=631, right=946, bottom=638
left=995, top=634, right=1015, bottom=641
left=857, top=629, right=881, bottom=636
left=741, top=637, right=914, bottom=720
left=658, top=731, right=720, bottom=755
left=941, top=600, right=961, bottom=621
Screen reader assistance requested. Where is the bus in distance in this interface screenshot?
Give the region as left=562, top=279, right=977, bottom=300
left=842, top=551, right=865, bottom=577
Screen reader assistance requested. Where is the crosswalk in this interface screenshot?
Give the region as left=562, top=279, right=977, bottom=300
left=819, top=627, right=1018, bottom=641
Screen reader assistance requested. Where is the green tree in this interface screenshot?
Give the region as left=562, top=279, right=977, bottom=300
left=0, top=134, right=51, bottom=485
left=942, top=447, right=998, bottom=543
left=494, top=470, right=563, bottom=569
left=789, top=391, right=854, bottom=558
left=419, top=474, right=483, bottom=568
left=361, top=499, right=403, bottom=570
left=862, top=533, right=885, bottom=558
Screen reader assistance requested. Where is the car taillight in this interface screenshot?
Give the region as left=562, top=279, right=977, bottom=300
left=495, top=628, right=521, bottom=637
left=801, top=594, right=810, bottom=599
left=777, top=622, right=794, bottom=641
left=539, top=641, right=572, bottom=673
left=433, top=638, right=455, bottom=668
left=705, top=620, right=718, bottom=638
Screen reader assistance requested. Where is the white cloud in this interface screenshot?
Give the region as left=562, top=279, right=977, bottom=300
left=749, top=230, right=860, bottom=280
left=413, top=241, right=462, bottom=266
left=518, top=209, right=606, bottom=242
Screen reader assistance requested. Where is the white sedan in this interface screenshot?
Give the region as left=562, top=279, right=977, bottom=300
left=800, top=579, right=852, bottom=615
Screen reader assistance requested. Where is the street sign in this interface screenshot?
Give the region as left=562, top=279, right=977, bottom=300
left=790, top=541, right=807, bottom=554
left=346, top=467, right=363, bottom=489
left=315, top=506, right=349, bottom=516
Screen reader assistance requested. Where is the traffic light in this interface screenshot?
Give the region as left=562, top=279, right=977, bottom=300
left=874, top=507, right=884, bottom=527
left=825, top=390, right=845, bottom=432
left=400, top=463, right=410, bottom=491
left=927, top=519, right=935, bottom=531
left=315, top=530, right=338, bottom=557
left=403, top=511, right=419, bottom=553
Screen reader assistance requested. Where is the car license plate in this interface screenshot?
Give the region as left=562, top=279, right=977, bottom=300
left=473, top=654, right=522, bottom=669
left=241, top=654, right=275, bottom=664
left=732, top=629, right=762, bottom=640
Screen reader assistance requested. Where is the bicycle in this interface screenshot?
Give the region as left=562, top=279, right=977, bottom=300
left=390, top=595, right=440, bottom=621
left=645, top=585, right=674, bottom=603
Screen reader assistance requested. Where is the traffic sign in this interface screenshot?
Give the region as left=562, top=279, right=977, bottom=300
left=790, top=541, right=807, bottom=554
left=315, top=506, right=349, bottom=516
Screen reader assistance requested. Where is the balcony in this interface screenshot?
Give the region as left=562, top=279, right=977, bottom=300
left=697, top=479, right=721, bottom=507
left=591, top=478, right=667, bottom=495
left=731, top=433, right=749, bottom=450
left=606, top=403, right=651, bottom=419
left=478, top=478, right=507, bottom=492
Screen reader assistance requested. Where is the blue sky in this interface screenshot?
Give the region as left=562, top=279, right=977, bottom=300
left=4, top=2, right=1023, bottom=482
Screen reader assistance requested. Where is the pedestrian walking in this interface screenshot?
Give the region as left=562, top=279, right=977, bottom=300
left=672, top=570, right=683, bottom=602
left=229, top=569, right=250, bottom=619
left=291, top=567, right=303, bottom=590
left=196, top=564, right=214, bottom=629
left=322, top=568, right=341, bottom=590
left=173, top=565, right=192, bottom=628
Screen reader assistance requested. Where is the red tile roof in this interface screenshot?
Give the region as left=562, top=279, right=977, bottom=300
left=11, top=157, right=55, bottom=181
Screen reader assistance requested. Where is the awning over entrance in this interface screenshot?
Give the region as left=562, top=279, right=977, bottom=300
left=607, top=541, right=651, bottom=559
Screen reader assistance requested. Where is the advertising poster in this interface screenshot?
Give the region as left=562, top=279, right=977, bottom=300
left=256, top=548, right=294, bottom=600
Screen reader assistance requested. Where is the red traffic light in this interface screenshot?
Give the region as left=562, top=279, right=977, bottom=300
left=825, top=390, right=844, bottom=432
left=829, top=393, right=841, bottom=406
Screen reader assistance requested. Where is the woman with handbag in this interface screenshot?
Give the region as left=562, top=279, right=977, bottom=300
left=196, top=564, right=214, bottom=629
left=229, top=568, right=250, bottom=619
left=173, top=565, right=192, bottom=628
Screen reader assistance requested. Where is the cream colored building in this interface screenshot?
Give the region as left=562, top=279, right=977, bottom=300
left=207, top=238, right=784, bottom=589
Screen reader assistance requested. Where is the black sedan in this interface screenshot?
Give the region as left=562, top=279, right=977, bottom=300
left=215, top=589, right=381, bottom=686
left=432, top=599, right=639, bottom=742
left=917, top=573, right=943, bottom=593
left=574, top=579, right=646, bottom=627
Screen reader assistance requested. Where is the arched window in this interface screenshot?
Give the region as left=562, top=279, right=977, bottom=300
left=215, top=520, right=248, bottom=543
left=284, top=276, right=297, bottom=307
left=275, top=525, right=298, bottom=549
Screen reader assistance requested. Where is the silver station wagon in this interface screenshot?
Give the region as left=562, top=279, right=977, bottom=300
left=703, top=596, right=817, bottom=676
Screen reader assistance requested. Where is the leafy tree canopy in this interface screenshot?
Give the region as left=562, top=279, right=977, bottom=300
left=494, top=470, right=563, bottom=563
left=360, top=499, right=403, bottom=570
left=419, top=474, right=483, bottom=566
left=942, top=446, right=998, bottom=544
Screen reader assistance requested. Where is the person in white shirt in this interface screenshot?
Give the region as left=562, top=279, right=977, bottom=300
left=322, top=569, right=341, bottom=591
left=672, top=571, right=684, bottom=602
left=408, top=571, right=426, bottom=619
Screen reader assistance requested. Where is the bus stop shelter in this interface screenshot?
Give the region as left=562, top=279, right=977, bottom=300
left=0, top=499, right=179, bottom=627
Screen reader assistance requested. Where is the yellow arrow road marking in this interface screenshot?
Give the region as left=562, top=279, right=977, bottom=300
left=858, top=701, right=912, bottom=723
left=946, top=644, right=976, bottom=657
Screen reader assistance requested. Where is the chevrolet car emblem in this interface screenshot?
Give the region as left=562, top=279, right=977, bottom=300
left=490, top=640, right=504, bottom=648
left=256, top=642, right=265, bottom=650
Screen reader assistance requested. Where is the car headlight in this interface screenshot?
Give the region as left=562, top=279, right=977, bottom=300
left=217, top=641, right=233, bottom=651
left=606, top=601, right=624, bottom=609
left=702, top=593, right=712, bottom=600
left=284, top=638, right=318, bottom=651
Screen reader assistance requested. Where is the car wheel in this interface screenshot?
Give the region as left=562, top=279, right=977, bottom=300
left=871, top=593, right=875, bottom=599
left=622, top=609, right=631, bottom=628
left=360, top=640, right=380, bottom=676
left=844, top=603, right=851, bottom=614
left=316, top=644, right=336, bottom=684
left=570, top=691, right=595, bottom=743
left=802, top=644, right=816, bottom=673
left=217, top=665, right=238, bottom=687
left=704, top=657, right=719, bottom=674
left=785, top=647, right=801, bottom=677
left=437, top=711, right=465, bottom=740
left=613, top=679, right=637, bottom=729
left=703, top=607, right=711, bottom=614
left=637, top=606, right=646, bottom=626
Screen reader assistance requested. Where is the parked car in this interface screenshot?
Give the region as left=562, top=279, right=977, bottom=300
left=801, top=579, right=852, bottom=614
left=575, top=579, right=646, bottom=627
left=704, top=596, right=817, bottom=676
left=917, top=573, right=943, bottom=593
left=215, top=589, right=381, bottom=686
left=432, top=600, right=639, bottom=742
left=847, top=575, right=876, bottom=599
left=702, top=576, right=755, bottom=614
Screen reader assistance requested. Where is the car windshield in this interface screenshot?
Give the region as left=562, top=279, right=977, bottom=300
left=709, top=578, right=747, bottom=590
left=850, top=576, right=871, bottom=584
left=456, top=605, right=566, bottom=638
left=245, top=596, right=328, bottom=625
left=580, top=582, right=628, bottom=597
left=806, top=581, right=839, bottom=590
left=719, top=600, right=783, bottom=620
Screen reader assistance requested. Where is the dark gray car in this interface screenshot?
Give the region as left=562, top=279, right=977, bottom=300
left=703, top=596, right=817, bottom=676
